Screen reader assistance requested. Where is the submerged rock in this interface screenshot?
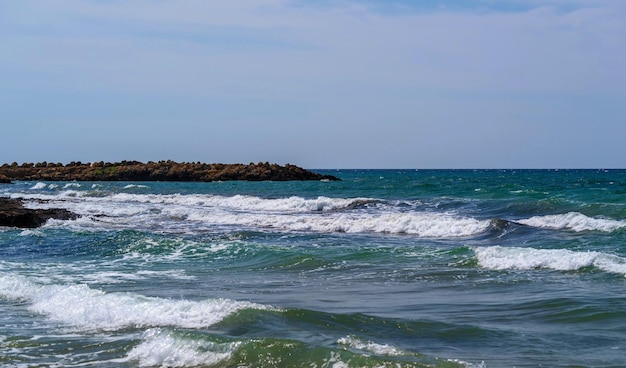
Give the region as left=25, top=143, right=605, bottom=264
left=0, top=161, right=340, bottom=182
left=0, top=198, right=77, bottom=228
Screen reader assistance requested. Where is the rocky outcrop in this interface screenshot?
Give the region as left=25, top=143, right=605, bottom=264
left=0, top=161, right=340, bottom=182
left=0, top=198, right=77, bottom=228
left=0, top=174, right=10, bottom=183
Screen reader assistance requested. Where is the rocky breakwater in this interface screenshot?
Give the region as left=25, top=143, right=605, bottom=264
left=0, top=198, right=77, bottom=228
left=0, top=161, right=340, bottom=182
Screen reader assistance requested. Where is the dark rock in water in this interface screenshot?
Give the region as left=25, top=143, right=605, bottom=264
left=0, top=198, right=77, bottom=228
left=0, top=174, right=11, bottom=183
left=489, top=218, right=512, bottom=231
left=0, top=161, right=341, bottom=182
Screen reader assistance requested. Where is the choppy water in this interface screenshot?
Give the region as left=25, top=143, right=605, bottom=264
left=1, top=170, right=625, bottom=367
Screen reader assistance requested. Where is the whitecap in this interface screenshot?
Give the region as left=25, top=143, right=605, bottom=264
left=473, top=246, right=626, bottom=276
left=0, top=273, right=275, bottom=331
left=184, top=211, right=489, bottom=237
left=10, top=192, right=490, bottom=237
left=103, top=193, right=371, bottom=213
left=446, top=359, right=488, bottom=368
left=126, top=328, right=238, bottom=367
left=337, top=335, right=404, bottom=356
left=18, top=229, right=46, bottom=237
left=124, top=184, right=148, bottom=189
left=517, top=212, right=626, bottom=232
left=30, top=182, right=47, bottom=190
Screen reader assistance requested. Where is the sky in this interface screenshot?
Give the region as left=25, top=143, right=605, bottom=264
left=1, top=0, right=625, bottom=169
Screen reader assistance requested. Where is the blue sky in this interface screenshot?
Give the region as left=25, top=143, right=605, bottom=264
left=1, top=0, right=625, bottom=168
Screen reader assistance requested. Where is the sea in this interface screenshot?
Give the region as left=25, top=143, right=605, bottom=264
left=1, top=169, right=625, bottom=368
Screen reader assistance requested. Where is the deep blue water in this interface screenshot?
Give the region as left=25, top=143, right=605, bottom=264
left=1, top=170, right=625, bottom=367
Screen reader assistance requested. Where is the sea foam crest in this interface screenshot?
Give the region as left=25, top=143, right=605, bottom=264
left=126, top=328, right=238, bottom=367
left=186, top=211, right=490, bottom=237
left=29, top=182, right=48, bottom=190
left=15, top=191, right=371, bottom=213
left=15, top=192, right=489, bottom=237
left=337, top=335, right=404, bottom=356
left=105, top=193, right=368, bottom=213
left=474, top=246, right=626, bottom=276
left=517, top=212, right=626, bottom=232
left=123, top=184, right=148, bottom=189
left=0, top=273, right=273, bottom=330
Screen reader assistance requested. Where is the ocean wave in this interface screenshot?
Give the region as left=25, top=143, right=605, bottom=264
left=123, top=184, right=149, bottom=189
left=13, top=192, right=378, bottom=213
left=126, top=328, right=238, bottom=367
left=125, top=331, right=477, bottom=368
left=26, top=182, right=63, bottom=190
left=473, top=246, right=626, bottom=276
left=516, top=212, right=626, bottom=232
left=105, top=193, right=376, bottom=213
left=13, top=192, right=490, bottom=237
left=337, top=335, right=405, bottom=356
left=0, top=273, right=274, bottom=331
left=236, top=212, right=489, bottom=237
left=29, top=182, right=48, bottom=190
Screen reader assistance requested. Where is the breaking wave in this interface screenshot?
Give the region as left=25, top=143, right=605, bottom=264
left=12, top=192, right=490, bottom=237
left=126, top=328, right=238, bottom=367
left=0, top=273, right=274, bottom=331
left=516, top=212, right=626, bottom=232
left=474, top=246, right=626, bottom=276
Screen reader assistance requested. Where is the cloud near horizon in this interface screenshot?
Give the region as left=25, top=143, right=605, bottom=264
left=1, top=0, right=625, bottom=168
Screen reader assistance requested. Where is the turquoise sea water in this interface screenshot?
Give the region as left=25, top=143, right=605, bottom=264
left=1, top=170, right=625, bottom=367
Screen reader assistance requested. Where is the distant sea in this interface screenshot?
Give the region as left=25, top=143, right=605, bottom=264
left=1, top=170, right=625, bottom=367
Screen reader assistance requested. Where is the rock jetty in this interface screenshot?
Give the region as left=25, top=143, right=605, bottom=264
left=0, top=198, right=77, bottom=228
left=0, top=161, right=340, bottom=182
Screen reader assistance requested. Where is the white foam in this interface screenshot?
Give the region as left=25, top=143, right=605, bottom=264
left=124, top=184, right=148, bottom=189
left=63, top=183, right=81, bottom=189
left=103, top=193, right=367, bottom=213
left=337, top=335, right=404, bottom=356
left=19, top=229, right=46, bottom=237
left=322, top=351, right=350, bottom=368
left=14, top=192, right=370, bottom=213
left=30, top=182, right=47, bottom=190
left=447, top=359, right=488, bottom=368
left=0, top=273, right=273, bottom=331
left=178, top=209, right=489, bottom=237
left=474, top=246, right=626, bottom=276
left=517, top=212, right=626, bottom=232
left=126, top=328, right=238, bottom=367
left=11, top=192, right=489, bottom=237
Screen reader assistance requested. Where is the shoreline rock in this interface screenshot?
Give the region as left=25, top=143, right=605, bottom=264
left=0, top=161, right=340, bottom=182
left=0, top=198, right=78, bottom=228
